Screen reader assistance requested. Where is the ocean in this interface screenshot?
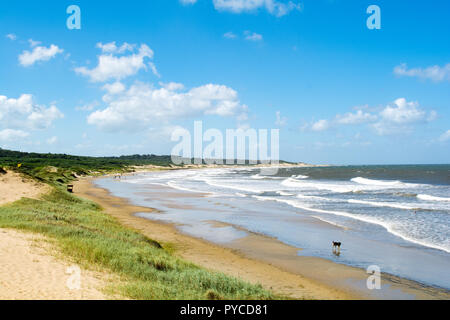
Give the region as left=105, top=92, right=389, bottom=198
left=96, top=165, right=450, bottom=290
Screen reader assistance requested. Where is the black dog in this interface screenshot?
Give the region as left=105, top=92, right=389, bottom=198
left=332, top=241, right=341, bottom=251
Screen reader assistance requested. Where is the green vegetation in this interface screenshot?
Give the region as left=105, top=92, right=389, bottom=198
left=0, top=148, right=175, bottom=185
left=0, top=148, right=294, bottom=185
left=0, top=190, right=274, bottom=299
left=0, top=148, right=277, bottom=299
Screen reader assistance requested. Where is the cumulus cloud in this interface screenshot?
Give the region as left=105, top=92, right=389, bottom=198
left=213, top=0, right=301, bottom=17
left=0, top=129, right=29, bottom=142
left=310, top=119, right=330, bottom=132
left=159, top=82, right=185, bottom=91
left=335, top=110, right=377, bottom=125
left=394, top=63, right=450, bottom=82
left=224, top=32, right=237, bottom=39
left=305, top=110, right=374, bottom=132
left=87, top=82, right=248, bottom=132
left=379, top=98, right=432, bottom=124
left=78, top=41, right=250, bottom=136
left=75, top=101, right=100, bottom=111
left=96, top=42, right=135, bottom=54
left=102, top=82, right=126, bottom=95
left=28, top=39, right=42, bottom=47
left=0, top=94, right=64, bottom=132
left=244, top=31, right=263, bottom=41
left=18, top=43, right=64, bottom=67
left=147, top=124, right=188, bottom=142
left=303, top=98, right=436, bottom=136
left=75, top=43, right=157, bottom=82
left=373, top=98, right=436, bottom=135
left=27, top=105, right=64, bottom=129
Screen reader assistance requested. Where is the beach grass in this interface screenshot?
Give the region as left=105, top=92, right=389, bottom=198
left=0, top=186, right=276, bottom=300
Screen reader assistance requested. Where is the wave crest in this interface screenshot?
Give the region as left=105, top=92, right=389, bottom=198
left=417, top=194, right=450, bottom=202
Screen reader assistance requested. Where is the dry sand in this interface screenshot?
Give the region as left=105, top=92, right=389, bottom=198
left=0, top=171, right=111, bottom=300
left=0, top=171, right=50, bottom=205
left=0, top=229, right=111, bottom=300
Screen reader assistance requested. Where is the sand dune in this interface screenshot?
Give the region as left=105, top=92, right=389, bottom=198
left=0, top=229, right=110, bottom=300
left=0, top=171, right=111, bottom=300
left=0, top=171, right=49, bottom=205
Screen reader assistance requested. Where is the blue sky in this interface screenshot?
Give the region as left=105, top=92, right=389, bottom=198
left=0, top=0, right=449, bottom=164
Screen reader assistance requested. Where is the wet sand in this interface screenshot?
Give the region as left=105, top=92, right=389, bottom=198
left=73, top=176, right=450, bottom=300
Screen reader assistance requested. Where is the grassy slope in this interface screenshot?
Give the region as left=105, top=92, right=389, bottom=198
left=0, top=149, right=277, bottom=300
left=0, top=187, right=276, bottom=299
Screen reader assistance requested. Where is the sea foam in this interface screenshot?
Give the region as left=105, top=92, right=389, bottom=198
left=417, top=194, right=450, bottom=202
left=252, top=195, right=450, bottom=253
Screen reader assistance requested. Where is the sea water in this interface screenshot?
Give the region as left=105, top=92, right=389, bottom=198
left=96, top=165, right=450, bottom=290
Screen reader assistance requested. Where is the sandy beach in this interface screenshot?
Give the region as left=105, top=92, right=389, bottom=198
left=74, top=175, right=450, bottom=300
left=0, top=171, right=50, bottom=206
left=0, top=171, right=113, bottom=300
left=0, top=228, right=112, bottom=300
left=1, top=169, right=448, bottom=300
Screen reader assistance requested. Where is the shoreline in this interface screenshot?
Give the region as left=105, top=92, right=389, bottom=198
left=74, top=175, right=450, bottom=300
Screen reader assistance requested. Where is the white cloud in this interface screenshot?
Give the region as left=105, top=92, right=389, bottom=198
left=148, top=62, right=160, bottom=78
left=75, top=43, right=156, bottom=82
left=311, top=119, right=330, bottom=132
left=213, top=0, right=301, bottom=17
left=18, top=44, right=63, bottom=67
left=96, top=42, right=135, bottom=54
left=304, top=98, right=436, bottom=136
left=102, top=82, right=126, bottom=95
left=224, top=32, right=237, bottom=39
left=0, top=129, right=29, bottom=142
left=244, top=31, right=263, bottom=41
left=180, top=0, right=198, bottom=5
left=147, top=125, right=187, bottom=142
left=335, top=110, right=377, bottom=125
left=439, top=130, right=450, bottom=142
left=159, top=82, right=185, bottom=91
left=75, top=101, right=100, bottom=111
left=0, top=94, right=64, bottom=131
left=305, top=110, right=375, bottom=132
left=394, top=63, right=450, bottom=82
left=379, top=98, right=425, bottom=123
left=275, top=111, right=287, bottom=126
left=373, top=98, right=436, bottom=135
left=97, top=42, right=118, bottom=53
left=6, top=34, right=17, bottom=41
left=87, top=82, right=248, bottom=132
left=27, top=105, right=64, bottom=129
left=28, top=39, right=42, bottom=47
